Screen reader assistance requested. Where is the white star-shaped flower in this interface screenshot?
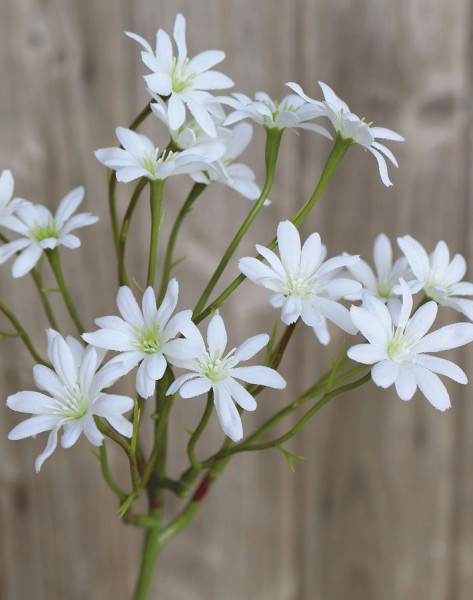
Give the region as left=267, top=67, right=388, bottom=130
left=126, top=13, right=234, bottom=137
left=167, top=313, right=286, bottom=442
left=0, top=169, right=30, bottom=227
left=95, top=126, right=225, bottom=183
left=191, top=122, right=265, bottom=202
left=348, top=279, right=473, bottom=410
left=218, top=92, right=332, bottom=138
left=238, top=220, right=361, bottom=340
left=82, top=279, right=202, bottom=399
left=397, top=235, right=473, bottom=319
left=7, top=330, right=133, bottom=472
left=286, top=80, right=405, bottom=186
left=346, top=233, right=412, bottom=321
left=0, top=186, right=98, bottom=278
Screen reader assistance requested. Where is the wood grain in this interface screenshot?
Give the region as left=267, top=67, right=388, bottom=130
left=1, top=1, right=472, bottom=598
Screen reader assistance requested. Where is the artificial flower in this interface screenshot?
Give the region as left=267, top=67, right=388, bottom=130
left=286, top=80, right=405, bottom=186
left=346, top=233, right=411, bottom=322
left=191, top=122, right=264, bottom=201
left=7, top=330, right=133, bottom=471
left=95, top=126, right=225, bottom=183
left=348, top=279, right=473, bottom=410
left=0, top=186, right=98, bottom=278
left=167, top=313, right=286, bottom=441
left=238, top=220, right=361, bottom=337
left=397, top=235, right=473, bottom=319
left=126, top=13, right=233, bottom=137
left=219, top=92, right=331, bottom=137
left=82, top=280, right=202, bottom=399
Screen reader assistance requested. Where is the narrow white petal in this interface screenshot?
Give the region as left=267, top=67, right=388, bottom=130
left=12, top=244, right=43, bottom=278
left=214, top=384, right=243, bottom=441
left=234, top=334, right=269, bottom=361
left=417, top=323, right=473, bottom=352
left=373, top=233, right=392, bottom=277
left=156, top=278, right=179, bottom=327
left=277, top=220, right=301, bottom=275
left=142, top=287, right=158, bottom=329
left=94, top=394, right=134, bottom=416
left=397, top=235, right=430, bottom=282
left=230, top=365, right=286, bottom=388
left=136, top=361, right=155, bottom=399
left=405, top=301, right=437, bottom=344
left=371, top=360, right=399, bottom=388
left=144, top=353, right=167, bottom=381
left=166, top=372, right=199, bottom=396
left=397, top=279, right=413, bottom=329
left=188, top=49, right=225, bottom=74
left=82, top=415, right=104, bottom=446
left=168, top=93, right=186, bottom=130
left=206, top=313, right=227, bottom=354
left=82, top=329, right=136, bottom=352
left=106, top=415, right=133, bottom=438
left=412, top=355, right=467, bottom=384
left=412, top=365, right=451, bottom=411
left=0, top=238, right=31, bottom=263
left=173, top=13, right=187, bottom=62
left=368, top=146, right=393, bottom=187
left=117, top=286, right=145, bottom=329
left=179, top=377, right=213, bottom=398
left=55, top=186, right=84, bottom=227
left=394, top=366, right=417, bottom=400
left=35, top=428, right=59, bottom=472
left=350, top=305, right=389, bottom=345
left=224, top=378, right=257, bottom=411
left=347, top=344, right=387, bottom=364
left=312, top=297, right=358, bottom=334
left=8, top=415, right=61, bottom=440
left=61, top=421, right=83, bottom=448
left=187, top=99, right=217, bottom=138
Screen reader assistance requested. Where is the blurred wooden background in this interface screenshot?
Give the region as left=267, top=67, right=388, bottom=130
left=1, top=0, right=472, bottom=598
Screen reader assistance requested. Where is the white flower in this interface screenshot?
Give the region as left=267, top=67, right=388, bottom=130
left=286, top=80, right=405, bottom=186
left=82, top=279, right=202, bottom=399
left=0, top=187, right=98, bottom=278
left=150, top=94, right=228, bottom=149
left=7, top=330, right=133, bottom=472
left=126, top=13, right=233, bottom=137
left=238, top=220, right=361, bottom=339
left=218, top=92, right=331, bottom=137
left=167, top=313, right=286, bottom=441
left=348, top=279, right=473, bottom=410
left=191, top=123, right=264, bottom=201
left=346, top=233, right=411, bottom=321
left=0, top=169, right=29, bottom=227
left=397, top=235, right=473, bottom=320
left=95, top=126, right=225, bottom=183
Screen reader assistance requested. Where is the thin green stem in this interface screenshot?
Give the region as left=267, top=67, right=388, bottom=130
left=192, top=128, right=283, bottom=318
left=193, top=134, right=352, bottom=325
left=47, top=249, right=85, bottom=335
left=146, top=180, right=165, bottom=288
left=158, top=182, right=206, bottom=303
left=0, top=298, right=49, bottom=365
left=129, top=103, right=152, bottom=131
left=99, top=444, right=126, bottom=501
left=133, top=516, right=162, bottom=600
left=118, top=178, right=148, bottom=286
left=187, top=391, right=214, bottom=469
left=96, top=419, right=140, bottom=491
left=0, top=233, right=59, bottom=331
left=229, top=372, right=371, bottom=455
left=30, top=267, right=60, bottom=331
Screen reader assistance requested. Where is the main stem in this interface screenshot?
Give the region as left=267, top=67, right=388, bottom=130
left=193, top=134, right=352, bottom=325
left=146, top=180, right=164, bottom=288
left=192, top=128, right=282, bottom=317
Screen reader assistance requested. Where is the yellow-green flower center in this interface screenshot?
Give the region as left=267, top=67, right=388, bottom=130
left=31, top=218, right=58, bottom=242
left=170, top=57, right=195, bottom=93
left=135, top=322, right=161, bottom=354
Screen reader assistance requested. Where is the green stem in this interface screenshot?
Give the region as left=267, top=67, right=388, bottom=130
left=192, top=128, right=283, bottom=318
left=0, top=233, right=59, bottom=331
left=133, top=516, right=162, bottom=600
left=118, top=178, right=148, bottom=286
left=229, top=372, right=371, bottom=455
left=146, top=180, right=165, bottom=288
left=129, top=103, right=152, bottom=131
left=0, top=298, right=49, bottom=365
left=96, top=419, right=140, bottom=491
left=157, top=182, right=206, bottom=303
left=30, top=267, right=60, bottom=331
left=47, top=249, right=85, bottom=335
left=193, top=134, right=352, bottom=325
left=187, top=391, right=214, bottom=468
left=99, top=443, right=126, bottom=501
